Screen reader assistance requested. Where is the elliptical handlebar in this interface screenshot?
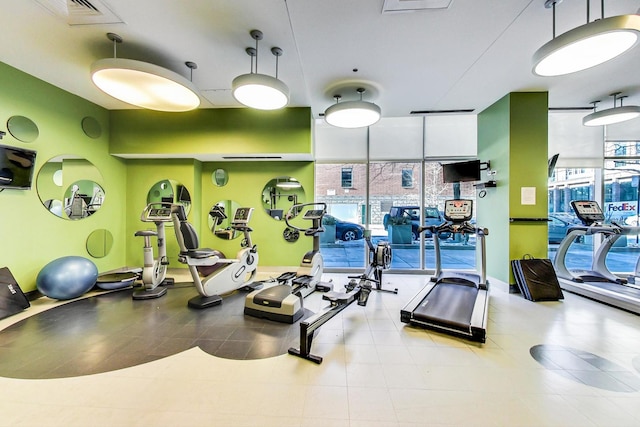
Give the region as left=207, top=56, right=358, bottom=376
left=284, top=202, right=327, bottom=235
left=418, top=220, right=483, bottom=236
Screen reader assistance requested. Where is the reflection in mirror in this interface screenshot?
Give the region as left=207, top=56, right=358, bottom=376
left=36, top=156, right=105, bottom=220
left=81, top=116, right=102, bottom=139
left=261, top=176, right=305, bottom=221
left=209, top=200, right=241, bottom=239
left=283, top=227, right=300, bottom=243
left=147, top=179, right=191, bottom=217
left=64, top=180, right=105, bottom=220
left=7, top=116, right=39, bottom=142
left=86, top=229, right=114, bottom=258
left=212, top=168, right=228, bottom=187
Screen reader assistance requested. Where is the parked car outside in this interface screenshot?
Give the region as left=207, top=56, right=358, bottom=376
left=383, top=206, right=451, bottom=240
left=548, top=213, right=582, bottom=244
left=323, top=214, right=365, bottom=241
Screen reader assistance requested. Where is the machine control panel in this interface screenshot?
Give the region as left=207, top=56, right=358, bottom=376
left=141, top=203, right=173, bottom=222
left=443, top=199, right=473, bottom=222
left=232, top=207, right=253, bottom=224
left=571, top=200, right=604, bottom=225
left=303, top=209, right=325, bottom=220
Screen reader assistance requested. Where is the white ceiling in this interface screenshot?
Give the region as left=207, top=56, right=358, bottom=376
left=2, top=0, right=640, bottom=119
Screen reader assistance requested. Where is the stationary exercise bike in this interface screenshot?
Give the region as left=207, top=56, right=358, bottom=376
left=171, top=204, right=262, bottom=309
left=133, top=202, right=175, bottom=300
left=244, top=202, right=333, bottom=323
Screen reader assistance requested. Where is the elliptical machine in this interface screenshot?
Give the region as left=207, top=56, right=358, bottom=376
left=171, top=204, right=262, bottom=309
left=133, top=202, right=175, bottom=300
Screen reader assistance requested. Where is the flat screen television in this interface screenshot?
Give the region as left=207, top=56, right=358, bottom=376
left=0, top=144, right=37, bottom=190
left=442, top=160, right=481, bottom=183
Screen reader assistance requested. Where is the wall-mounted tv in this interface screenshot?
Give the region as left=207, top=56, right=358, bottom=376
left=0, top=144, right=37, bottom=190
left=442, top=159, right=481, bottom=183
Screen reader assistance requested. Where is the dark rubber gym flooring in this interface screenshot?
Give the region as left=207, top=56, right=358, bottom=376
left=0, top=283, right=308, bottom=380
left=530, top=344, right=640, bottom=393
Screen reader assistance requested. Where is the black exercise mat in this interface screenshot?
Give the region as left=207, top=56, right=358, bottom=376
left=511, top=257, right=564, bottom=301
left=0, top=267, right=30, bottom=320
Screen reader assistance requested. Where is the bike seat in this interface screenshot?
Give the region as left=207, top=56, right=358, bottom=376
left=135, top=230, right=157, bottom=237
left=184, top=249, right=220, bottom=259
left=322, top=290, right=356, bottom=305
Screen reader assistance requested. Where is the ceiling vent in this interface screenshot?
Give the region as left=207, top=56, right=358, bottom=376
left=34, top=0, right=123, bottom=25
left=410, top=109, right=474, bottom=114
left=382, top=0, right=453, bottom=14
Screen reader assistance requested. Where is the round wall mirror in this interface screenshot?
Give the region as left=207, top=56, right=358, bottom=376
left=63, top=180, right=105, bottom=220
left=36, top=156, right=105, bottom=220
left=209, top=200, right=242, bottom=240
left=147, top=179, right=191, bottom=217
left=81, top=116, right=102, bottom=139
left=86, top=229, right=114, bottom=258
left=261, top=176, right=305, bottom=221
left=7, top=116, right=39, bottom=142
left=212, top=169, right=229, bottom=187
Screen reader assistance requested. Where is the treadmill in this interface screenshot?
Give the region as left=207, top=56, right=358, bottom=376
left=401, top=199, right=489, bottom=343
left=554, top=200, right=640, bottom=315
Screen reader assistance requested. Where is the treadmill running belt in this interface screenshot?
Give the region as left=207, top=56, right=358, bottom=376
left=412, top=283, right=477, bottom=330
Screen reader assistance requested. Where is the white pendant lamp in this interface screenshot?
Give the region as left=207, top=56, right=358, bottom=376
left=324, top=88, right=381, bottom=129
left=90, top=33, right=200, bottom=112
left=232, top=30, right=290, bottom=110
left=583, top=93, right=640, bottom=126
left=532, top=1, right=640, bottom=76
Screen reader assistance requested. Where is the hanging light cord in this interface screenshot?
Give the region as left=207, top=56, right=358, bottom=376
left=254, top=34, right=259, bottom=73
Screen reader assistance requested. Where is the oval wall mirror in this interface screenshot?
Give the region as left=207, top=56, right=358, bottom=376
left=36, top=156, right=105, bottom=220
left=147, top=179, right=191, bottom=217
left=81, top=116, right=102, bottom=139
left=86, top=229, right=114, bottom=258
left=7, top=116, right=39, bottom=142
left=209, top=200, right=241, bottom=240
left=212, top=168, right=229, bottom=187
left=261, top=176, right=305, bottom=221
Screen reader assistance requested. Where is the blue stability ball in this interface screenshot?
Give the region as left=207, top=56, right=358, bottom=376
left=36, top=256, right=98, bottom=300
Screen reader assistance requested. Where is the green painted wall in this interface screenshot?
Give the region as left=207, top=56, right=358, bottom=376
left=109, top=107, right=312, bottom=156
left=0, top=60, right=316, bottom=292
left=123, top=159, right=314, bottom=268
left=199, top=162, right=315, bottom=267
left=477, top=92, right=549, bottom=284
left=0, top=61, right=127, bottom=293
left=111, top=106, right=315, bottom=268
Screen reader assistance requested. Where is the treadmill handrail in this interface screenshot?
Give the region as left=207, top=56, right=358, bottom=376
left=567, top=224, right=621, bottom=236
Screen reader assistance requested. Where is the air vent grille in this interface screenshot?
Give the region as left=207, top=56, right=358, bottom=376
left=222, top=156, right=283, bottom=160
left=382, top=0, right=453, bottom=14
left=410, top=109, right=474, bottom=114
left=33, top=0, right=123, bottom=25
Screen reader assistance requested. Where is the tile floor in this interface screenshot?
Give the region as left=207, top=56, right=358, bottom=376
left=1, top=269, right=640, bottom=426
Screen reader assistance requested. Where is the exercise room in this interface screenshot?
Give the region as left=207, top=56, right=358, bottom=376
left=1, top=1, right=640, bottom=426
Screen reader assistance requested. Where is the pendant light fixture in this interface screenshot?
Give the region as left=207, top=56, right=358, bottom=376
left=90, top=33, right=200, bottom=112
left=583, top=93, right=640, bottom=126
left=324, top=88, right=381, bottom=129
left=232, top=30, right=290, bottom=110
left=532, top=0, right=640, bottom=76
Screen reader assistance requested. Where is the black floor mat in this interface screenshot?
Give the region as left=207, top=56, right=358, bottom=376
left=0, top=284, right=309, bottom=379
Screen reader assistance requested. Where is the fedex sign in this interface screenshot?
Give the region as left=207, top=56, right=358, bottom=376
left=605, top=201, right=637, bottom=213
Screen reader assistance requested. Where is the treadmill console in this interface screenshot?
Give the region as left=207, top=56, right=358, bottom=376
left=443, top=199, right=473, bottom=223
left=303, top=209, right=325, bottom=220
left=571, top=200, right=604, bottom=225
left=232, top=207, right=253, bottom=225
